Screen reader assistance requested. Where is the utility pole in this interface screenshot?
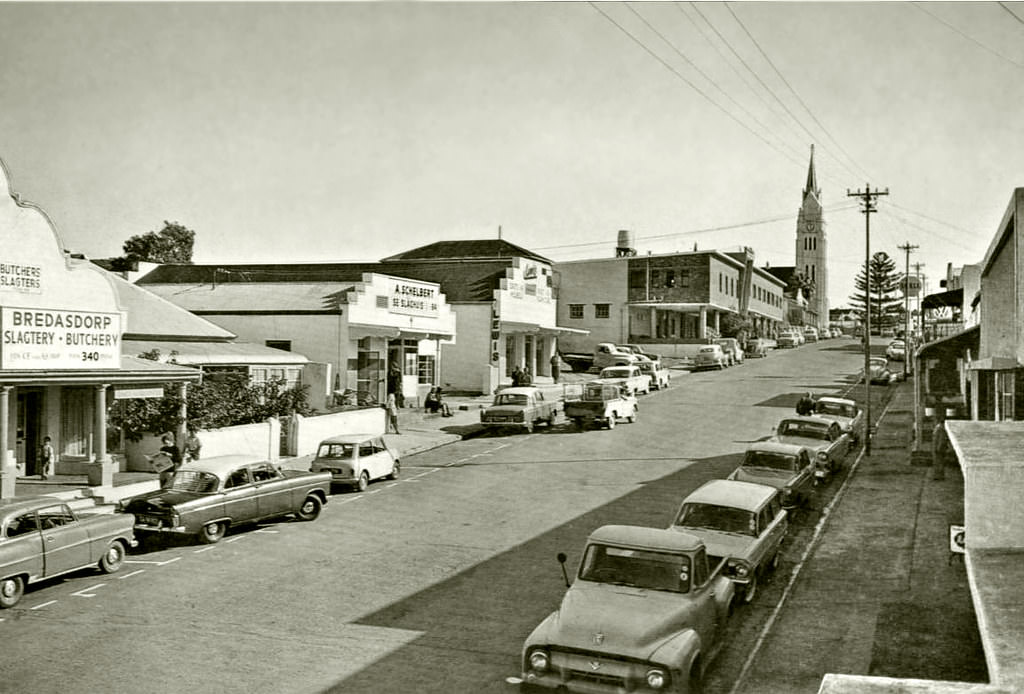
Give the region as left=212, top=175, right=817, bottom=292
left=898, top=242, right=918, bottom=379
left=913, top=261, right=926, bottom=338
left=847, top=184, right=889, bottom=456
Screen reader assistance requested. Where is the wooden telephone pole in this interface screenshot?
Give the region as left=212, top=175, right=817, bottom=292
left=847, top=184, right=889, bottom=456
left=897, top=242, right=919, bottom=379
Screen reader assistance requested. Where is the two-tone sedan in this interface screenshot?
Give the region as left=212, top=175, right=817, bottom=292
left=1, top=498, right=136, bottom=608
left=122, top=455, right=331, bottom=544
left=728, top=441, right=815, bottom=511
left=771, top=416, right=851, bottom=484
left=813, top=396, right=865, bottom=445
left=669, top=480, right=788, bottom=604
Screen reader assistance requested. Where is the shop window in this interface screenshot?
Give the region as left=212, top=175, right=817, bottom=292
left=718, top=274, right=723, bottom=293
left=665, top=270, right=676, bottom=288
left=680, top=269, right=689, bottom=288
left=417, top=355, right=436, bottom=384
left=265, top=340, right=291, bottom=352
left=569, top=304, right=584, bottom=319
left=61, top=388, right=91, bottom=459
left=595, top=304, right=610, bottom=319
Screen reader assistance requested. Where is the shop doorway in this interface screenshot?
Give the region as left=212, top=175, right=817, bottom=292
left=16, top=390, right=42, bottom=476
left=356, top=346, right=382, bottom=406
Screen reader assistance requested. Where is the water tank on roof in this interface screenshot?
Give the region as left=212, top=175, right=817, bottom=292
left=616, top=229, right=636, bottom=257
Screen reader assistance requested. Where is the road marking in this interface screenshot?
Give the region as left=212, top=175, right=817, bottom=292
left=385, top=483, right=399, bottom=488
left=225, top=536, right=245, bottom=544
left=254, top=528, right=279, bottom=534
left=71, top=583, right=106, bottom=598
left=193, top=547, right=215, bottom=554
left=728, top=396, right=896, bottom=694
left=118, top=570, right=145, bottom=580
left=125, top=557, right=181, bottom=567
left=31, top=601, right=57, bottom=610
left=367, top=489, right=381, bottom=494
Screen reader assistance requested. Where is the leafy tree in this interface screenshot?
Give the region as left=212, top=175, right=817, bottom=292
left=719, top=313, right=753, bottom=340
left=787, top=271, right=815, bottom=301
left=849, top=251, right=904, bottom=330
left=110, top=358, right=312, bottom=441
left=122, top=221, right=195, bottom=264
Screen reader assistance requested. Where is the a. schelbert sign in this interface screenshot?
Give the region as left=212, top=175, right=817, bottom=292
left=0, top=307, right=121, bottom=370
left=387, top=279, right=439, bottom=318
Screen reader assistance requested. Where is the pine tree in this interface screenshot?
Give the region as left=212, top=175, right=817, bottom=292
left=849, top=251, right=904, bottom=331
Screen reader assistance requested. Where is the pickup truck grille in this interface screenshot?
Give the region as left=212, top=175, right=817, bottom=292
left=549, top=649, right=643, bottom=689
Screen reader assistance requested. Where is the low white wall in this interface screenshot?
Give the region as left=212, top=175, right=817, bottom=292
left=124, top=419, right=279, bottom=471
left=292, top=407, right=385, bottom=457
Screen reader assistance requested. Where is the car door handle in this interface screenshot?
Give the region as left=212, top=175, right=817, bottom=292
left=45, top=536, right=54, bottom=543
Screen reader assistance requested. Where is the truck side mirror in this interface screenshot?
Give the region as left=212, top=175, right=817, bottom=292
left=557, top=552, right=571, bottom=587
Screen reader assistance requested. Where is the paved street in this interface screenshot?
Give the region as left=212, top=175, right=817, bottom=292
left=0, top=340, right=928, bottom=694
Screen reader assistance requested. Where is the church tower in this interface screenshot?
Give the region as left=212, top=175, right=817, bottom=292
left=795, top=145, right=828, bottom=330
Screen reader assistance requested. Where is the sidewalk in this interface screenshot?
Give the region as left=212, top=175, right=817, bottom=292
left=736, top=379, right=988, bottom=693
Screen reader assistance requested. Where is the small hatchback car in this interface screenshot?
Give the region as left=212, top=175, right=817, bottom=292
left=310, top=434, right=400, bottom=492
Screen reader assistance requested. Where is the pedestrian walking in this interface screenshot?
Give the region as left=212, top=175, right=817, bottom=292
left=386, top=391, right=401, bottom=434
left=521, top=367, right=533, bottom=386
left=796, top=391, right=815, bottom=416
left=511, top=365, right=524, bottom=387
left=158, top=434, right=183, bottom=488
left=184, top=428, right=202, bottom=462
left=39, top=436, right=54, bottom=480
left=550, top=354, right=561, bottom=384
left=932, top=410, right=952, bottom=480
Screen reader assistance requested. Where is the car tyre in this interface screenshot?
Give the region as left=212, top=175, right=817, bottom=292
left=688, top=659, right=704, bottom=694
left=200, top=521, right=227, bottom=544
left=0, top=576, right=25, bottom=609
left=742, top=572, right=759, bottom=604
left=297, top=495, right=323, bottom=521
left=524, top=422, right=534, bottom=434
left=627, top=410, right=636, bottom=424
left=98, top=539, right=126, bottom=574
left=607, top=415, right=616, bottom=429
left=573, top=417, right=584, bottom=430
left=387, top=460, right=401, bottom=480
left=356, top=471, right=369, bottom=493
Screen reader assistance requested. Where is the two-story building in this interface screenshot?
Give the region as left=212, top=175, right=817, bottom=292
left=555, top=237, right=786, bottom=357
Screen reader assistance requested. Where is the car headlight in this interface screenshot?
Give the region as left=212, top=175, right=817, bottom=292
left=170, top=512, right=181, bottom=528
left=646, top=668, right=669, bottom=689
left=816, top=451, right=828, bottom=461
left=528, top=648, right=549, bottom=673
left=726, top=558, right=751, bottom=578
left=514, top=411, right=525, bottom=422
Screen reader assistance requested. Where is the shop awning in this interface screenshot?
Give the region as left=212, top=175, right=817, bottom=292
left=0, top=355, right=201, bottom=385
left=499, top=320, right=588, bottom=336
left=348, top=322, right=455, bottom=341
left=969, top=355, right=1022, bottom=371
left=922, top=287, right=963, bottom=310
left=124, top=340, right=309, bottom=366
left=916, top=324, right=979, bottom=361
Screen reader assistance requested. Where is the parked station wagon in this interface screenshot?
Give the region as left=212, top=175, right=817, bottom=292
left=481, top=386, right=559, bottom=433
left=1, top=498, right=136, bottom=608
left=310, top=434, right=400, bottom=492
left=521, top=524, right=735, bottom=693
left=122, top=455, right=330, bottom=544
left=670, top=480, right=788, bottom=604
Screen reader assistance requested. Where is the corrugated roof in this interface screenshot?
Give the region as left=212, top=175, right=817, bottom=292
left=106, top=271, right=236, bottom=339
left=381, top=239, right=551, bottom=264
left=139, top=282, right=354, bottom=313
left=137, top=263, right=381, bottom=285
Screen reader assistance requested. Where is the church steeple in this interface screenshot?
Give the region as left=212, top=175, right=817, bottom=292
left=803, top=144, right=819, bottom=199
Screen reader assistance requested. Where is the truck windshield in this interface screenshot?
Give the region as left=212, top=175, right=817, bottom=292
left=579, top=544, right=691, bottom=593
left=676, top=503, right=757, bottom=537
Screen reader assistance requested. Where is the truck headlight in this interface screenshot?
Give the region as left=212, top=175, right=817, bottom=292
left=645, top=668, right=668, bottom=689
left=514, top=411, right=525, bottom=422
left=528, top=648, right=549, bottom=673
left=170, top=512, right=181, bottom=528
left=726, top=558, right=751, bottom=578
left=816, top=451, right=828, bottom=461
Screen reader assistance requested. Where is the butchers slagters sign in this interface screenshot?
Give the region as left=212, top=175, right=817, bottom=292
left=1, top=307, right=121, bottom=369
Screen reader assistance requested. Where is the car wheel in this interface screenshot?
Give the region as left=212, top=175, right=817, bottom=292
left=524, top=422, right=534, bottom=434
left=356, top=471, right=369, bottom=492
left=200, top=521, right=227, bottom=544
left=0, top=576, right=25, bottom=609
left=742, top=572, right=759, bottom=604
left=627, top=410, right=637, bottom=424
left=573, top=417, right=584, bottom=430
left=607, top=415, right=616, bottom=429
left=688, top=659, right=704, bottom=694
left=98, top=539, right=126, bottom=574
left=769, top=551, right=781, bottom=573
left=297, top=495, right=323, bottom=521
left=387, top=460, right=401, bottom=480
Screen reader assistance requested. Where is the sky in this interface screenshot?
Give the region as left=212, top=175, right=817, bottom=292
left=1, top=1, right=1023, bottom=310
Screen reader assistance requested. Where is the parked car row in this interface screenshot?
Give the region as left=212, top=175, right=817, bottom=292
left=519, top=385, right=864, bottom=693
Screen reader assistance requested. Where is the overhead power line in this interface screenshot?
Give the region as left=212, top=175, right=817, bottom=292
left=723, top=2, right=876, bottom=182
left=913, top=2, right=1024, bottom=70
left=1000, top=2, right=1024, bottom=25
left=586, top=2, right=813, bottom=174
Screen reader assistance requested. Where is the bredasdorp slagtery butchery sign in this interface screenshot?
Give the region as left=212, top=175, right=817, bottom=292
left=1, top=307, right=121, bottom=369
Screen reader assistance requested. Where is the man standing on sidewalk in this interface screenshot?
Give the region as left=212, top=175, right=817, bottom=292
left=386, top=391, right=402, bottom=435
left=932, top=410, right=951, bottom=480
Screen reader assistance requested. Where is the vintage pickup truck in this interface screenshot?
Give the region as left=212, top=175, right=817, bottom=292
left=521, top=524, right=735, bottom=693
left=593, top=365, right=651, bottom=396
left=480, top=386, right=559, bottom=433
left=564, top=383, right=638, bottom=429
left=121, top=455, right=331, bottom=544
left=560, top=343, right=639, bottom=373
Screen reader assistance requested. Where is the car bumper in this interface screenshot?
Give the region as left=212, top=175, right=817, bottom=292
left=134, top=523, right=188, bottom=534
